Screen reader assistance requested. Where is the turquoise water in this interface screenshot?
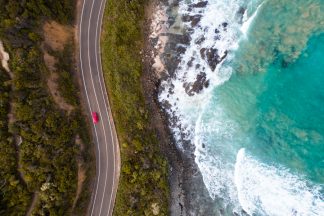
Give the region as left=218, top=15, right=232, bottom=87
left=197, top=0, right=324, bottom=214
left=206, top=33, right=324, bottom=214
left=218, top=33, right=324, bottom=182
left=160, top=0, right=324, bottom=214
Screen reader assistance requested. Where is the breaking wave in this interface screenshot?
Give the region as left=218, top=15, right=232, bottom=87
left=159, top=0, right=324, bottom=215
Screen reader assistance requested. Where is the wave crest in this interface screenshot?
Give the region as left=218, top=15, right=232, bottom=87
left=235, top=148, right=324, bottom=216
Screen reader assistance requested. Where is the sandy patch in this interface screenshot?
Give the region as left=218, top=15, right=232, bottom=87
left=149, top=3, right=169, bottom=77
left=43, top=21, right=74, bottom=51
left=151, top=203, right=160, bottom=215
left=47, top=72, right=74, bottom=112
left=0, top=40, right=11, bottom=73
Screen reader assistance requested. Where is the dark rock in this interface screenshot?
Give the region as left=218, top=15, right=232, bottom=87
left=187, top=28, right=195, bottom=34
left=204, top=80, right=209, bottom=88
left=281, top=60, right=288, bottom=68
left=187, top=57, right=195, bottom=67
left=206, top=48, right=228, bottom=71
left=184, top=72, right=209, bottom=96
left=195, top=36, right=205, bottom=45
left=238, top=7, right=246, bottom=16
left=183, top=82, right=191, bottom=95
left=222, top=22, right=228, bottom=31
left=161, top=99, right=172, bottom=110
left=236, top=7, right=246, bottom=23
left=168, top=16, right=176, bottom=26
left=192, top=1, right=208, bottom=8
left=219, top=209, right=225, bottom=214
left=215, top=28, right=220, bottom=34
left=182, top=14, right=202, bottom=27
left=182, top=15, right=192, bottom=22
left=206, top=48, right=219, bottom=70
left=166, top=33, right=191, bottom=45
left=168, top=87, right=174, bottom=94
left=176, top=45, right=187, bottom=54
left=161, top=51, right=181, bottom=77
left=200, top=48, right=206, bottom=59
left=191, top=15, right=202, bottom=27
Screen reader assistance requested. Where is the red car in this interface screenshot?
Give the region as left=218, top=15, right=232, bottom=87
left=92, top=112, right=99, bottom=124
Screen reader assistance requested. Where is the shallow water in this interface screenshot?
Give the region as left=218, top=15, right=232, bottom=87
left=160, top=0, right=324, bottom=215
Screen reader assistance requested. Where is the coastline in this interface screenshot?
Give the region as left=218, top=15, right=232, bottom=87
left=143, top=1, right=219, bottom=215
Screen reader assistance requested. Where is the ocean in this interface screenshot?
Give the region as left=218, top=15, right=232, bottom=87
left=159, top=0, right=324, bottom=215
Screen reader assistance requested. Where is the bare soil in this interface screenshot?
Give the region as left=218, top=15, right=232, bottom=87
left=43, top=21, right=76, bottom=113
left=43, top=21, right=74, bottom=51
left=43, top=51, right=57, bottom=72
left=72, top=162, right=86, bottom=209
left=72, top=134, right=86, bottom=210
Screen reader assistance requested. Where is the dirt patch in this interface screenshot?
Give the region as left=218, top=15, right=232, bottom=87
left=43, top=21, right=75, bottom=112
left=43, top=51, right=57, bottom=72
left=47, top=72, right=74, bottom=113
left=43, top=21, right=74, bottom=51
left=72, top=161, right=86, bottom=210
left=75, top=134, right=85, bottom=151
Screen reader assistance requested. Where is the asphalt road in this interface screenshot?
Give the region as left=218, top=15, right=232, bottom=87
left=78, top=0, right=120, bottom=215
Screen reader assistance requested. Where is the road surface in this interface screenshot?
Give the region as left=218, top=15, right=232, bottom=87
left=78, top=0, right=120, bottom=215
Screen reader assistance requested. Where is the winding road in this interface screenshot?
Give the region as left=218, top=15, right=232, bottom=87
left=78, top=0, right=120, bottom=215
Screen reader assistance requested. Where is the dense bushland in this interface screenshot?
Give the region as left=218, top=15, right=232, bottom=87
left=102, top=0, right=169, bottom=215
left=0, top=0, right=93, bottom=215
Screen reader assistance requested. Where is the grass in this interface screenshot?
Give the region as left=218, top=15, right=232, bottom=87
left=101, top=0, right=169, bottom=215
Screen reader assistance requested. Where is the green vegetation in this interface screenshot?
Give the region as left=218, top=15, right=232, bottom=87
left=0, top=68, right=31, bottom=215
left=54, top=43, right=79, bottom=106
left=102, top=0, right=169, bottom=215
left=0, top=0, right=93, bottom=215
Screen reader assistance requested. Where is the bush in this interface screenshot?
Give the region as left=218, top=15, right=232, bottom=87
left=102, top=0, right=169, bottom=215
left=0, top=0, right=93, bottom=215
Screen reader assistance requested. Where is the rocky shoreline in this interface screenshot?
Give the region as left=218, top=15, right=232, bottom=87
left=142, top=0, right=221, bottom=215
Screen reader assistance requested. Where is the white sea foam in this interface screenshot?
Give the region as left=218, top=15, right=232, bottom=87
left=194, top=106, right=241, bottom=211
left=160, top=0, right=324, bottom=215
left=159, top=0, right=260, bottom=208
left=235, top=148, right=324, bottom=216
left=159, top=0, right=258, bottom=198
left=240, top=2, right=264, bottom=36
left=159, top=0, right=246, bottom=147
left=159, top=0, right=324, bottom=216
